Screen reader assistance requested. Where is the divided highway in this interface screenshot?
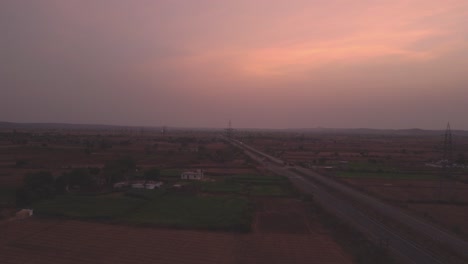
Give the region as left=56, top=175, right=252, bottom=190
left=227, top=138, right=468, bottom=264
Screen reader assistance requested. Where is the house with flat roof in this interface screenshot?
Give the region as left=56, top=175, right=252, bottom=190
left=181, top=169, right=204, bottom=180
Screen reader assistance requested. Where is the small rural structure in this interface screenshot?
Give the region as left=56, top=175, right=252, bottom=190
left=15, top=209, right=33, bottom=219
left=181, top=169, right=204, bottom=180
left=131, top=181, right=163, bottom=189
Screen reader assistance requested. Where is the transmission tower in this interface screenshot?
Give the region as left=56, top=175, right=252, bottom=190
left=225, top=120, right=234, bottom=138
left=438, top=122, right=456, bottom=201
left=443, top=122, right=453, bottom=167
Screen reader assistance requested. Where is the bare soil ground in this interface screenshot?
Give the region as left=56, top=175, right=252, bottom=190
left=0, top=132, right=251, bottom=189
left=407, top=204, right=468, bottom=235
left=246, top=132, right=468, bottom=242
left=341, top=178, right=468, bottom=203
left=0, top=129, right=353, bottom=264
left=342, top=178, right=468, bottom=239
left=0, top=210, right=352, bottom=264
left=253, top=198, right=320, bottom=234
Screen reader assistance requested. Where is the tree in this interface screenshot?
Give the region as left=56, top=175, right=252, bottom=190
left=88, top=167, right=101, bottom=175
left=71, top=168, right=97, bottom=189
left=103, top=157, right=137, bottom=185
left=144, top=168, right=160, bottom=181
left=456, top=153, right=466, bottom=164
left=55, top=167, right=101, bottom=193
left=54, top=173, right=69, bottom=194
left=16, top=171, right=55, bottom=206
left=24, top=171, right=55, bottom=190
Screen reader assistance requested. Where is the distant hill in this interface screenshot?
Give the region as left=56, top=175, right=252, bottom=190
left=0, top=121, right=466, bottom=135
left=286, top=127, right=468, bottom=136
left=0, top=121, right=220, bottom=132
left=0, top=121, right=132, bottom=130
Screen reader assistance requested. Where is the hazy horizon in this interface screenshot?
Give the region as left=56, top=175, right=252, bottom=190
left=2, top=1, right=468, bottom=130
left=1, top=119, right=463, bottom=132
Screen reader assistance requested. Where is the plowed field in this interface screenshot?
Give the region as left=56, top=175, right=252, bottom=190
left=0, top=202, right=352, bottom=264
left=343, top=178, right=468, bottom=240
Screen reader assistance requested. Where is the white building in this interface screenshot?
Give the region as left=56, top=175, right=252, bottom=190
left=16, top=209, right=33, bottom=219
left=181, top=169, right=204, bottom=180
left=114, top=181, right=163, bottom=190
left=143, top=181, right=164, bottom=189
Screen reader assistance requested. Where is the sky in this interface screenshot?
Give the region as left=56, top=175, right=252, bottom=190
left=1, top=0, right=468, bottom=129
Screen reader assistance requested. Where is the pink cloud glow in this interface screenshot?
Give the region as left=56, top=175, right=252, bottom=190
left=1, top=0, right=468, bottom=129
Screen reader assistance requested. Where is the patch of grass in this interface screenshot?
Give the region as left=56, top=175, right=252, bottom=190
left=230, top=174, right=288, bottom=184
left=201, top=182, right=244, bottom=194
left=347, top=162, right=394, bottom=172
left=160, top=169, right=183, bottom=177
left=0, top=188, right=16, bottom=206
left=125, top=189, right=166, bottom=200
left=33, top=195, right=144, bottom=219
left=34, top=191, right=252, bottom=231
left=123, top=195, right=251, bottom=231
left=224, top=174, right=295, bottom=196
left=249, top=185, right=290, bottom=196
left=338, top=171, right=437, bottom=180
left=31, top=173, right=296, bottom=231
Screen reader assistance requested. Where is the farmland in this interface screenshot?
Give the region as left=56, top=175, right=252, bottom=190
left=243, top=130, right=468, bottom=239
left=0, top=216, right=352, bottom=264
left=6, top=126, right=468, bottom=262
left=31, top=174, right=294, bottom=231
left=0, top=127, right=355, bottom=263
left=33, top=195, right=142, bottom=219
left=123, top=194, right=250, bottom=230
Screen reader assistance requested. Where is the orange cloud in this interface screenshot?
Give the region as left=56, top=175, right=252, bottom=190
left=235, top=0, right=468, bottom=77
left=124, top=0, right=468, bottom=81
left=241, top=30, right=441, bottom=76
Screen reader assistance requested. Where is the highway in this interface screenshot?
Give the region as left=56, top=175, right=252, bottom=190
left=228, top=138, right=468, bottom=264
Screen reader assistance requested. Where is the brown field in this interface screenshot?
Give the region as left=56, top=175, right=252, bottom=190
left=7, top=128, right=468, bottom=261
left=0, top=198, right=352, bottom=264
left=341, top=178, right=468, bottom=203
left=0, top=129, right=354, bottom=263
left=342, top=178, right=468, bottom=236
left=244, top=132, right=468, bottom=168
left=0, top=131, right=254, bottom=189
left=253, top=198, right=318, bottom=234
left=244, top=131, right=468, bottom=240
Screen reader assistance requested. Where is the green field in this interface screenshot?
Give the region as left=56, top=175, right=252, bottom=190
left=33, top=190, right=251, bottom=231
left=32, top=173, right=296, bottom=231
left=249, top=185, right=291, bottom=196
left=201, top=182, right=244, bottom=194
left=338, top=161, right=437, bottom=180
left=160, top=169, right=183, bottom=177
left=0, top=188, right=16, bottom=206
left=345, top=161, right=395, bottom=172
left=33, top=195, right=143, bottom=219
left=124, top=195, right=250, bottom=231
left=124, top=188, right=166, bottom=200
left=198, top=174, right=294, bottom=197
left=230, top=174, right=288, bottom=184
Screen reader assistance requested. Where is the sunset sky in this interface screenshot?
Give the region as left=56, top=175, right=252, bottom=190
left=1, top=0, right=468, bottom=129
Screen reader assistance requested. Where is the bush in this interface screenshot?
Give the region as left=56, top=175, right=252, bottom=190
left=34, top=195, right=143, bottom=219
left=17, top=171, right=56, bottom=206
